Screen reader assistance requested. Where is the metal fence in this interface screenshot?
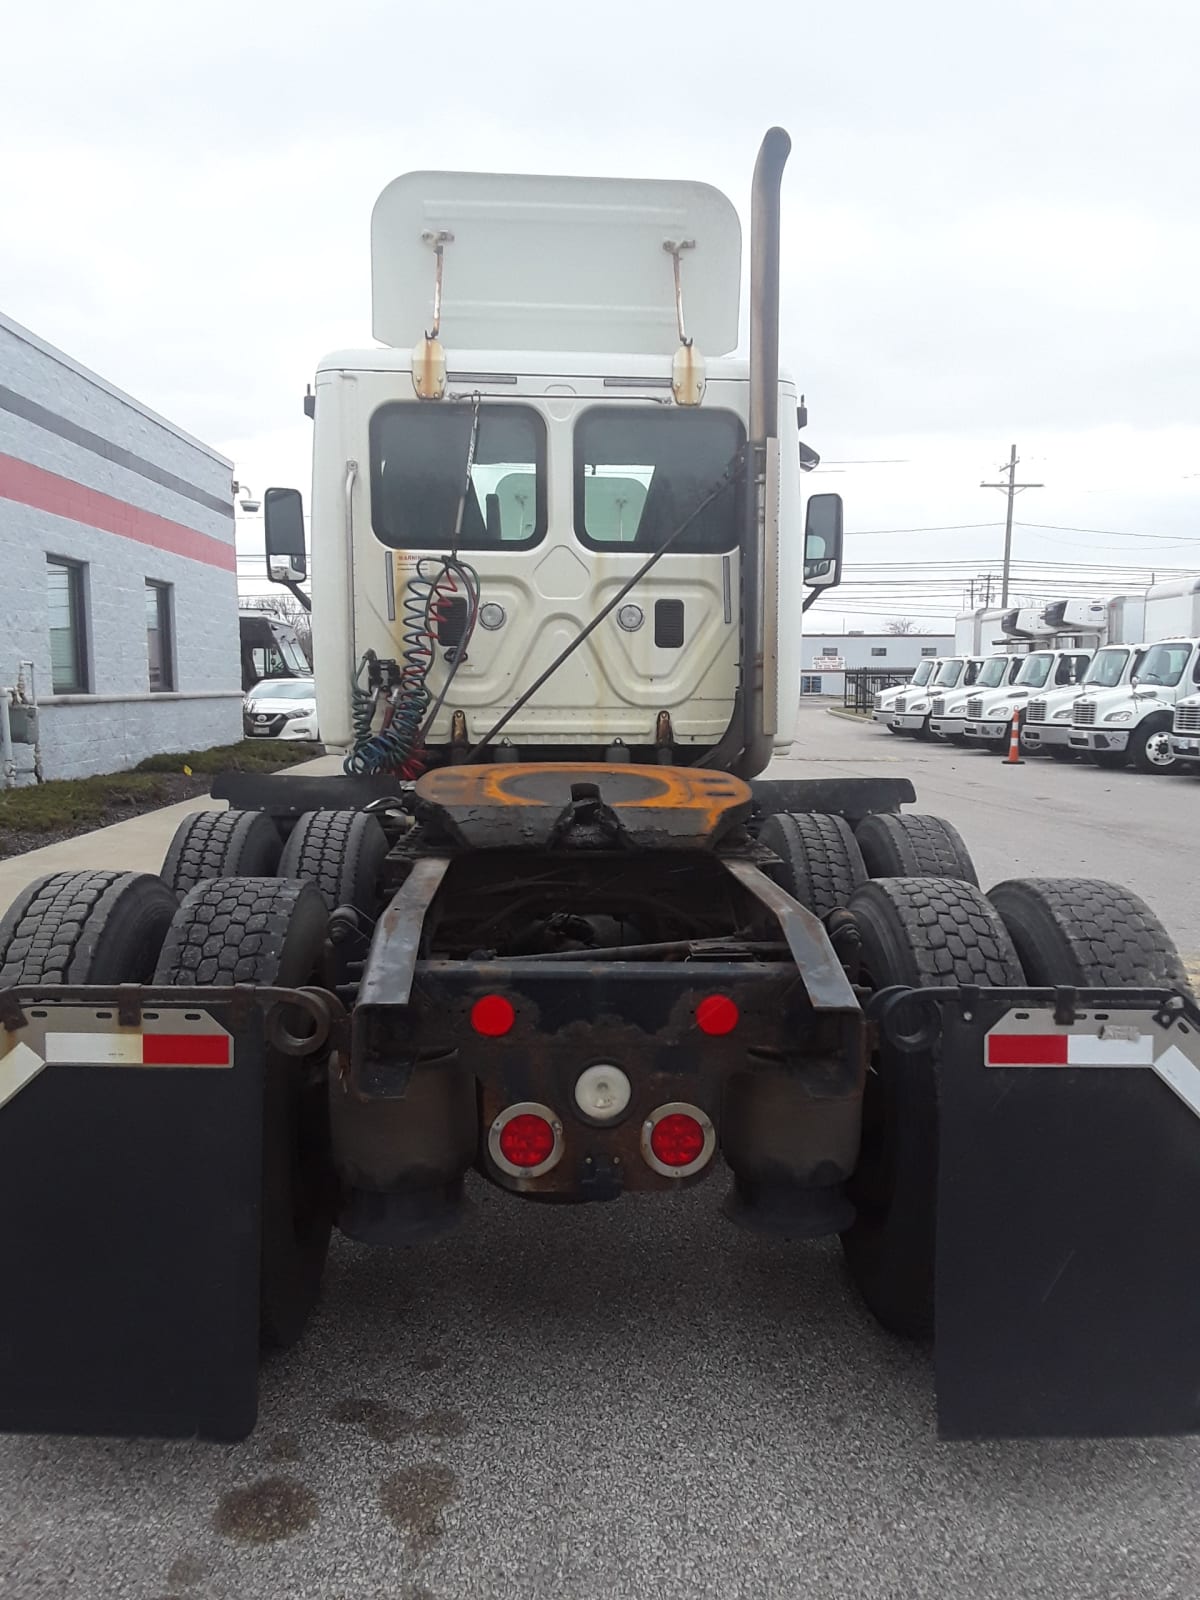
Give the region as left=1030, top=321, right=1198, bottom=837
left=843, top=668, right=915, bottom=715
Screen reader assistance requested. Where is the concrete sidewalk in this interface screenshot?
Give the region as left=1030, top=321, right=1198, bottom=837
left=0, top=752, right=344, bottom=917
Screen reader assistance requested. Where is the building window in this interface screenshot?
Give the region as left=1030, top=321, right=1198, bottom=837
left=46, top=558, right=88, bottom=693
left=921, top=646, right=937, bottom=657
left=146, top=581, right=175, bottom=691
left=800, top=675, right=823, bottom=695
left=871, top=647, right=887, bottom=657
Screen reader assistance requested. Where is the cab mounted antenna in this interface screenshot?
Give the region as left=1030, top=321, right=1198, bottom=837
left=412, top=229, right=453, bottom=400
left=663, top=238, right=706, bottom=406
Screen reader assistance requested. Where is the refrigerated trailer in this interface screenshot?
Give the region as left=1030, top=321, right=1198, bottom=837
left=2, top=133, right=1199, bottom=1445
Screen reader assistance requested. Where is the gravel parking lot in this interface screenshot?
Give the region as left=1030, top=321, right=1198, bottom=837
left=2, top=708, right=1197, bottom=1600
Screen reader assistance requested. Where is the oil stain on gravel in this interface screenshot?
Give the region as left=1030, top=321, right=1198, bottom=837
left=212, top=1477, right=318, bottom=1544
left=331, top=1395, right=467, bottom=1443
left=165, top=1553, right=206, bottom=1587
left=380, top=1462, right=459, bottom=1551
left=264, top=1431, right=305, bottom=1462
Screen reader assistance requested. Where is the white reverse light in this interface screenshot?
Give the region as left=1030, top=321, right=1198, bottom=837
left=574, top=1064, right=632, bottom=1121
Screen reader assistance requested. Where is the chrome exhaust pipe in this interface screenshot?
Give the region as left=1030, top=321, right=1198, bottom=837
left=740, top=126, right=791, bottom=775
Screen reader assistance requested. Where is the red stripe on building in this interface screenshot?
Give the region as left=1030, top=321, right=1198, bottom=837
left=0, top=451, right=236, bottom=572
left=141, top=1033, right=231, bottom=1066
left=986, top=1033, right=1069, bottom=1066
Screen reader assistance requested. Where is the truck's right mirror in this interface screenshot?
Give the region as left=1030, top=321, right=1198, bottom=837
left=263, top=487, right=308, bottom=583
left=803, top=492, right=843, bottom=590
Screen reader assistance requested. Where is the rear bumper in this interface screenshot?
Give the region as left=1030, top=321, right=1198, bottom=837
left=1069, top=728, right=1129, bottom=752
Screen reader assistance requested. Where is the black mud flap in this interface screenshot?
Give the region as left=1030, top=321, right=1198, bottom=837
left=0, top=993, right=265, bottom=1441
left=934, top=989, right=1200, bottom=1439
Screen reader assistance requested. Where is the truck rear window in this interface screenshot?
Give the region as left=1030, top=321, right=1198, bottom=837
left=574, top=407, right=744, bottom=553
left=369, top=402, right=547, bottom=550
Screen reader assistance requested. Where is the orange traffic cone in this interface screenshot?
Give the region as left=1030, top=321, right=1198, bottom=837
left=1004, top=709, right=1024, bottom=765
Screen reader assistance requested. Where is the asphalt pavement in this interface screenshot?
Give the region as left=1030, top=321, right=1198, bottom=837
left=2, top=709, right=1198, bottom=1600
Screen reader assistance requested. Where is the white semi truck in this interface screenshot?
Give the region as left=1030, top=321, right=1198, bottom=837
left=3, top=134, right=1198, bottom=1448
left=1068, top=579, right=1200, bottom=773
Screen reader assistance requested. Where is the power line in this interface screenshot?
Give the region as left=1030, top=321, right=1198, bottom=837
left=1017, top=521, right=1200, bottom=543
left=844, top=522, right=1002, bottom=537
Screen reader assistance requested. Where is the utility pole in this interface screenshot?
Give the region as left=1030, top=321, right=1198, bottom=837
left=981, top=445, right=1043, bottom=606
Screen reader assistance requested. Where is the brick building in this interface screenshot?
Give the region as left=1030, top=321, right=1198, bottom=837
left=0, top=312, right=241, bottom=782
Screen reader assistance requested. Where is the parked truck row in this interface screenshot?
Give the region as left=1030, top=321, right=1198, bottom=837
left=874, top=579, right=1200, bottom=776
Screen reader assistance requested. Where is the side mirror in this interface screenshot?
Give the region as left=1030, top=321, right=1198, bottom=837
left=263, top=487, right=307, bottom=583
left=803, top=492, right=843, bottom=590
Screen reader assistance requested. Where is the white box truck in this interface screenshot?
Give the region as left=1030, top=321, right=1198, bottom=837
left=962, top=647, right=1093, bottom=752
left=928, top=653, right=1024, bottom=741
left=1069, top=579, right=1200, bottom=773
left=890, top=655, right=986, bottom=738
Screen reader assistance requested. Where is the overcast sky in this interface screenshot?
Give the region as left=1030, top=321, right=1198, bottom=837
left=5, top=0, right=1198, bottom=628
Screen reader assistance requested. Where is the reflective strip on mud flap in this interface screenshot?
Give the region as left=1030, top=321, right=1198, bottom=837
left=1, top=1009, right=232, bottom=1111
left=985, top=1011, right=1200, bottom=1119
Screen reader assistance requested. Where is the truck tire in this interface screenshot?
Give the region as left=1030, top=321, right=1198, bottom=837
left=842, top=877, right=1024, bottom=1336
left=1045, top=745, right=1077, bottom=762
left=0, top=869, right=178, bottom=985
left=161, top=809, right=283, bottom=897
left=757, top=812, right=867, bottom=918
left=1093, top=750, right=1127, bottom=770
left=277, top=809, right=389, bottom=914
left=1128, top=717, right=1177, bottom=774
left=154, top=877, right=333, bottom=1347
left=854, top=812, right=978, bottom=887
left=989, top=878, right=1191, bottom=994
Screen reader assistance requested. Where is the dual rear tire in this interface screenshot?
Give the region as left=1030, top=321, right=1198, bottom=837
left=841, top=875, right=1189, bottom=1336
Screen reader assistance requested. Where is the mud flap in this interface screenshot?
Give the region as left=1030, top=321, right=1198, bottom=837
left=934, top=991, right=1200, bottom=1439
left=0, top=997, right=264, bottom=1441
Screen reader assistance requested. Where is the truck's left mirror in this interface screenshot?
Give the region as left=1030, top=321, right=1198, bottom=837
left=263, top=487, right=307, bottom=583
left=803, top=492, right=843, bottom=590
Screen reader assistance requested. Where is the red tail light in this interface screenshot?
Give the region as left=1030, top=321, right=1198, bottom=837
left=641, top=1102, right=715, bottom=1178
left=488, top=1102, right=563, bottom=1178
left=471, top=994, right=515, bottom=1037
left=696, top=994, right=738, bottom=1036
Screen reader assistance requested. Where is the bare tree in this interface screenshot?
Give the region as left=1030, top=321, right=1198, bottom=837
left=886, top=617, right=916, bottom=635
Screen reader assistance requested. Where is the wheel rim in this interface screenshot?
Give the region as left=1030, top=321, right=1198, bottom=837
left=1144, top=731, right=1175, bottom=768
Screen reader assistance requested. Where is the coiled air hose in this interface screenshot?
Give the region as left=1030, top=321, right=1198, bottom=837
left=344, top=554, right=481, bottom=777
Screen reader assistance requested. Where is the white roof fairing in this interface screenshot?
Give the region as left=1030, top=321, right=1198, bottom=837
left=371, top=171, right=742, bottom=357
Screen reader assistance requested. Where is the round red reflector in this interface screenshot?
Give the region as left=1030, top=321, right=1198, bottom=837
left=497, top=1112, right=556, bottom=1169
left=696, top=994, right=738, bottom=1036
left=471, top=994, right=515, bottom=1037
left=649, top=1111, right=706, bottom=1168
